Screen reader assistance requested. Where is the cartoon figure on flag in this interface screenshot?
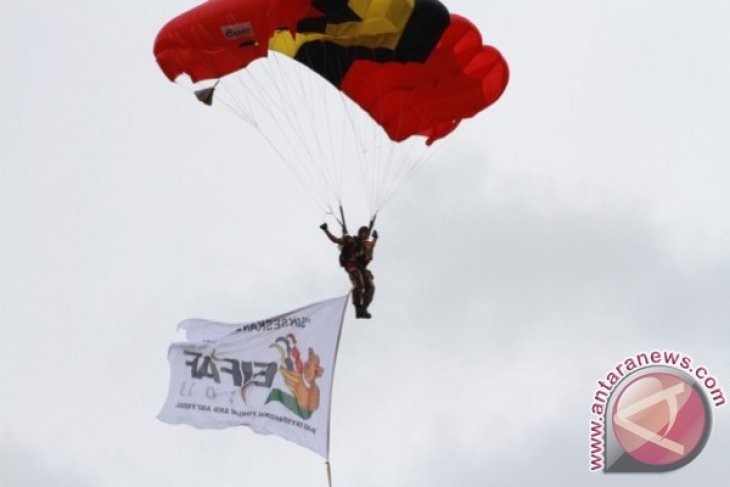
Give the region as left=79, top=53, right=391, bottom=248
left=266, top=334, right=323, bottom=420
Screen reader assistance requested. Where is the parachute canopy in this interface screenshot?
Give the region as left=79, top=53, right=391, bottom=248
left=154, top=0, right=509, bottom=145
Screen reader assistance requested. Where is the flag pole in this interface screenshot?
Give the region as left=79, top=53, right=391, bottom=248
left=326, top=460, right=333, bottom=487
left=324, top=295, right=348, bottom=487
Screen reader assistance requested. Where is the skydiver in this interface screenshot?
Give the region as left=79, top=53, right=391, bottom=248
left=320, top=223, right=378, bottom=319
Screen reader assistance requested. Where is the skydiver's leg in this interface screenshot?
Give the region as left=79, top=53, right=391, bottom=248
left=362, top=270, right=375, bottom=309
left=348, top=268, right=365, bottom=309
left=348, top=268, right=367, bottom=318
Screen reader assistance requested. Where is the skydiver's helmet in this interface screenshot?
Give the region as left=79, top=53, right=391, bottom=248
left=357, top=226, right=371, bottom=239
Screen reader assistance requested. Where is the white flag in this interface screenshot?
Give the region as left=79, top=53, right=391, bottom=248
left=158, top=295, right=349, bottom=459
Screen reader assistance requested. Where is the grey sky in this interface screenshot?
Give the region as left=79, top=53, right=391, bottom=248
left=1, top=1, right=728, bottom=486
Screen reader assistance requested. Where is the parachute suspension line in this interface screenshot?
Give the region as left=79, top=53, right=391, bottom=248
left=375, top=93, right=417, bottom=209
left=371, top=100, right=439, bottom=215
left=219, top=82, right=330, bottom=212
left=191, top=48, right=442, bottom=219
left=366, top=90, right=381, bottom=213
left=333, top=67, right=368, bottom=197
left=261, top=55, right=331, bottom=201
left=319, top=63, right=346, bottom=207
left=371, top=47, right=411, bottom=214
left=272, top=54, right=330, bottom=189
left=340, top=91, right=362, bottom=161
left=280, top=50, right=331, bottom=203
left=231, top=81, right=324, bottom=210
left=375, top=119, right=400, bottom=213
left=351, top=72, right=386, bottom=215
left=176, top=76, right=291, bottom=179
left=375, top=136, right=439, bottom=215
left=234, top=66, right=312, bottom=168
left=376, top=139, right=448, bottom=214
left=322, top=203, right=346, bottom=233
left=329, top=45, right=351, bottom=207
left=338, top=76, right=348, bottom=195
left=220, top=78, right=256, bottom=126
left=374, top=137, right=422, bottom=215
left=314, top=44, right=342, bottom=203
left=339, top=204, right=348, bottom=235
left=256, top=56, right=330, bottom=192
left=368, top=213, right=377, bottom=232
left=372, top=100, right=386, bottom=215
left=368, top=31, right=399, bottom=205
left=372, top=75, right=396, bottom=214
left=218, top=67, right=331, bottom=212
left=177, top=75, right=321, bottom=210
left=378, top=91, right=443, bottom=214
left=322, top=57, right=347, bottom=207
left=352, top=89, right=375, bottom=214
left=280, top=50, right=344, bottom=207
left=297, top=57, right=435, bottom=218
left=243, top=57, right=338, bottom=211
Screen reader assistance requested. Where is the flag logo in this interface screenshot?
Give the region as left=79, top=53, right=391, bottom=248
left=266, top=335, right=324, bottom=420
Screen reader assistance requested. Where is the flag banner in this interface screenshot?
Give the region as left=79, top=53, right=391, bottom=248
left=158, top=295, right=349, bottom=459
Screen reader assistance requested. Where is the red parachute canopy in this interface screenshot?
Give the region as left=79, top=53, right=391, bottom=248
left=154, top=0, right=508, bottom=145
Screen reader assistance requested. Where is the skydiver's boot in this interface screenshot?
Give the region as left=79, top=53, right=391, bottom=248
left=362, top=296, right=373, bottom=319
left=355, top=305, right=370, bottom=319
left=353, top=290, right=365, bottom=319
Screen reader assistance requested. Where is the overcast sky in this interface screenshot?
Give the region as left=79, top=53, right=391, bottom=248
left=1, top=1, right=728, bottom=486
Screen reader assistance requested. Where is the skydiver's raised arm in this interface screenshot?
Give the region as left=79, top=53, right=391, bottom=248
left=320, top=223, right=344, bottom=244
